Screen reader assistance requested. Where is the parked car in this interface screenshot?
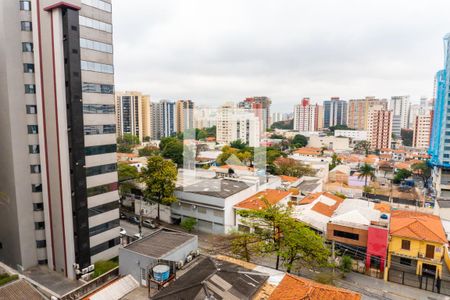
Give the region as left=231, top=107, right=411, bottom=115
left=128, top=216, right=140, bottom=224
left=143, top=219, right=157, bottom=229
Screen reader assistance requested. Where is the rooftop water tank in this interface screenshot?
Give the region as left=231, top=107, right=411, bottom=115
left=153, top=265, right=170, bottom=282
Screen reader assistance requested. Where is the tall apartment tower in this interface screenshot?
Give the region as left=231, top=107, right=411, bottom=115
left=367, top=108, right=393, bottom=150
left=412, top=113, right=431, bottom=149
left=347, top=97, right=388, bottom=130
left=293, top=98, right=317, bottom=132
left=389, top=96, right=410, bottom=137
left=238, top=96, right=271, bottom=133
left=323, top=97, right=347, bottom=128
left=150, top=100, right=176, bottom=139
left=176, top=100, right=194, bottom=133
left=0, top=0, right=119, bottom=279
left=115, top=91, right=150, bottom=140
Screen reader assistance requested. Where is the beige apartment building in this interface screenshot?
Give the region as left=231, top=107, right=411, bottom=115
left=412, top=113, right=432, bottom=149
left=0, top=0, right=119, bottom=280
left=176, top=99, right=194, bottom=133
left=367, top=108, right=393, bottom=150
left=347, top=97, right=388, bottom=130
left=115, top=91, right=150, bottom=140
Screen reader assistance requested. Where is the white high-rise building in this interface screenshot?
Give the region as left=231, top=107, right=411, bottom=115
left=293, top=98, right=318, bottom=132
left=193, top=106, right=217, bottom=129
left=150, top=100, right=176, bottom=139
left=0, top=0, right=119, bottom=280
left=412, top=113, right=432, bottom=149
left=389, top=96, right=410, bottom=136
left=216, top=103, right=260, bottom=147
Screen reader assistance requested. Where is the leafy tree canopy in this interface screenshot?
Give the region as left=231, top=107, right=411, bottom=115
left=291, top=134, right=308, bottom=148
left=274, top=157, right=316, bottom=177
left=393, top=168, right=412, bottom=184
left=271, top=119, right=293, bottom=130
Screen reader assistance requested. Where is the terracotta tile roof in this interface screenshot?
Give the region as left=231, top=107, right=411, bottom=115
left=394, top=162, right=410, bottom=170
left=393, top=149, right=406, bottom=154
left=380, top=154, right=391, bottom=159
left=299, top=192, right=322, bottom=204
left=235, top=189, right=290, bottom=210
left=374, top=202, right=391, bottom=213
left=380, top=148, right=392, bottom=152
left=269, top=274, right=361, bottom=300
left=294, top=147, right=322, bottom=155
left=280, top=175, right=299, bottom=183
left=390, top=210, right=447, bottom=244
left=311, top=193, right=345, bottom=217
left=219, top=164, right=255, bottom=171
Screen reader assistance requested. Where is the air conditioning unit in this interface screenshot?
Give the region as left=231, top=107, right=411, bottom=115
left=88, top=264, right=95, bottom=272
left=186, top=255, right=193, bottom=263
left=81, top=273, right=90, bottom=281
left=176, top=260, right=184, bottom=269
left=81, top=267, right=89, bottom=274
left=73, top=263, right=80, bottom=270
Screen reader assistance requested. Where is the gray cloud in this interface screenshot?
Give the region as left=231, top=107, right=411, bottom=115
left=112, top=0, right=450, bottom=112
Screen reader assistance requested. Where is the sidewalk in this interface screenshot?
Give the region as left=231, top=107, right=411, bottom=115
left=336, top=272, right=450, bottom=300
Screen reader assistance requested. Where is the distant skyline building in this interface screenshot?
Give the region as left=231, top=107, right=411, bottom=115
left=323, top=97, right=347, bottom=128
left=0, top=0, right=119, bottom=279
left=389, top=96, right=410, bottom=137
left=150, top=100, right=176, bottom=139
left=238, top=96, right=271, bottom=133
left=293, top=98, right=318, bottom=132
left=176, top=100, right=194, bottom=133
left=216, top=103, right=260, bottom=147
left=193, top=106, right=217, bottom=129
left=367, top=108, right=393, bottom=150
left=412, top=113, right=432, bottom=149
left=115, top=91, right=150, bottom=140
left=347, top=97, right=388, bottom=130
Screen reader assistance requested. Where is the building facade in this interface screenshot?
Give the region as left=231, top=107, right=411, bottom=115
left=412, top=113, right=431, bottom=149
left=389, top=96, right=410, bottom=137
left=0, top=0, right=120, bottom=279
left=115, top=91, right=150, bottom=140
left=238, top=96, right=271, bottom=133
left=347, top=97, right=387, bottom=130
left=293, top=98, right=317, bottom=132
left=175, top=99, right=194, bottom=133
left=150, top=100, right=176, bottom=139
left=367, top=109, right=393, bottom=150
left=323, top=97, right=347, bottom=128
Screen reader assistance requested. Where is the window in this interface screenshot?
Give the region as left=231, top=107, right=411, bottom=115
left=84, top=124, right=116, bottom=135
left=399, top=257, right=412, bottom=266
left=27, top=125, right=38, bottom=134
left=81, top=60, right=113, bottom=73
left=32, top=184, right=42, bottom=193
left=33, top=203, right=44, bottom=211
left=90, top=237, right=120, bottom=256
left=22, top=42, right=33, bottom=52
left=29, top=144, right=39, bottom=153
left=30, top=165, right=41, bottom=173
left=213, top=210, right=224, bottom=217
left=333, top=230, right=359, bottom=241
left=36, top=240, right=46, bottom=248
left=25, top=84, right=36, bottom=94
left=38, top=259, right=48, bottom=265
left=80, top=38, right=113, bottom=53
left=86, top=163, right=116, bottom=176
left=82, top=82, right=114, bottom=94
left=83, top=104, right=115, bottom=114
left=87, top=182, right=118, bottom=197
left=88, top=201, right=119, bottom=217
left=79, top=16, right=112, bottom=33
left=23, top=63, right=35, bottom=73
left=401, top=239, right=411, bottom=250
left=21, top=21, right=32, bottom=31
left=20, top=1, right=31, bottom=10
left=34, top=222, right=45, bottom=230
left=89, top=219, right=119, bottom=237
left=85, top=144, right=116, bottom=156
left=81, top=0, right=112, bottom=12
left=197, top=207, right=207, bottom=214
left=26, top=105, right=37, bottom=114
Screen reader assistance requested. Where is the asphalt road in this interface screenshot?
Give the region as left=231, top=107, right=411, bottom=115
left=120, top=219, right=157, bottom=237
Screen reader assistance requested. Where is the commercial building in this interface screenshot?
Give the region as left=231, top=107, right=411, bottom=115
left=193, top=106, right=216, bottom=129
left=293, top=98, right=319, bottom=132
left=0, top=0, right=120, bottom=279
left=238, top=96, right=271, bottom=133
left=115, top=91, right=150, bottom=140
left=347, top=97, right=388, bottom=130
left=323, top=97, right=347, bottom=128
left=150, top=100, right=176, bottom=139
left=389, top=96, right=410, bottom=137
left=308, top=135, right=350, bottom=152
left=367, top=108, right=393, bottom=150
left=412, top=113, right=432, bottom=149
left=216, top=103, right=260, bottom=147
left=175, top=99, right=194, bottom=133
left=334, top=130, right=368, bottom=142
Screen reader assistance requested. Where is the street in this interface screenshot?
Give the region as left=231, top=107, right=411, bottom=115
left=119, top=220, right=157, bottom=237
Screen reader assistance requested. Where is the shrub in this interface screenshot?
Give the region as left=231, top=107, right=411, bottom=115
left=0, top=274, right=18, bottom=286
left=92, top=260, right=118, bottom=279
left=314, top=272, right=334, bottom=285
left=181, top=217, right=197, bottom=232
left=340, top=255, right=353, bottom=275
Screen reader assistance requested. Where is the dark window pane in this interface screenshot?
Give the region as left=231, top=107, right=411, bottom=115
left=21, top=21, right=32, bottom=31
left=88, top=201, right=119, bottom=217
left=29, top=144, right=40, bottom=153
left=36, top=240, right=46, bottom=248
left=87, top=182, right=118, bottom=197
left=89, top=219, right=119, bottom=237
left=85, top=144, right=116, bottom=156
left=27, top=125, right=38, bottom=134
left=23, top=63, right=35, bottom=73
left=86, top=163, right=117, bottom=176
left=25, top=84, right=36, bottom=94
left=20, top=1, right=31, bottom=10
left=22, top=42, right=33, bottom=52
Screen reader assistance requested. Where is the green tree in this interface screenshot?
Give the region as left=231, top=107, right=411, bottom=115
left=291, top=134, right=308, bottom=148
left=393, top=168, right=412, bottom=184
left=230, top=231, right=260, bottom=262
left=216, top=146, right=239, bottom=165
left=138, top=146, right=160, bottom=157
left=280, top=220, right=330, bottom=273
left=117, top=133, right=140, bottom=153
left=340, top=255, right=353, bottom=276
left=230, top=139, right=247, bottom=150
left=180, top=217, right=197, bottom=232
left=140, top=156, right=177, bottom=220
left=358, top=163, right=376, bottom=187
left=411, top=161, right=432, bottom=187
left=401, top=129, right=413, bottom=146
left=270, top=134, right=284, bottom=139
left=271, top=119, right=293, bottom=130
left=143, top=136, right=151, bottom=142
left=329, top=153, right=342, bottom=170
left=274, top=157, right=316, bottom=177
left=354, top=141, right=371, bottom=156
left=160, top=137, right=184, bottom=166
left=117, top=163, right=139, bottom=196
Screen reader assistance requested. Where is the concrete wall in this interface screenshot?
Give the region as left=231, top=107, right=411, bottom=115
left=326, top=223, right=368, bottom=248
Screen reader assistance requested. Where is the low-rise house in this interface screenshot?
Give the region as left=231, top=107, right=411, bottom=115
left=292, top=192, right=344, bottom=233
left=173, top=178, right=262, bottom=233
left=292, top=147, right=322, bottom=157
left=297, top=176, right=323, bottom=195
left=289, top=154, right=330, bottom=183
left=385, top=211, right=447, bottom=283
left=329, top=165, right=351, bottom=184
left=308, top=135, right=351, bottom=152
left=234, top=189, right=292, bottom=232
left=392, top=149, right=407, bottom=162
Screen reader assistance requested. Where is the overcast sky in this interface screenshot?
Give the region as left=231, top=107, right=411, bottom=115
left=112, top=0, right=450, bottom=112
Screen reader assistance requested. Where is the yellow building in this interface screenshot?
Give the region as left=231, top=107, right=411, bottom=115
left=385, top=210, right=447, bottom=282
